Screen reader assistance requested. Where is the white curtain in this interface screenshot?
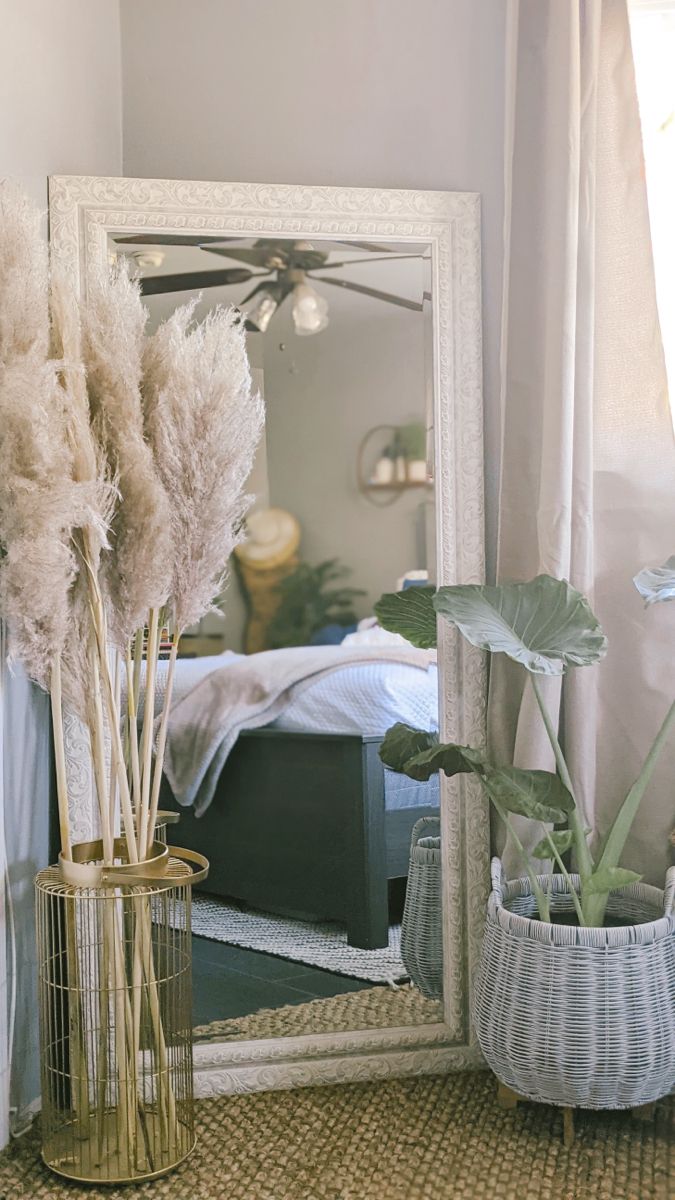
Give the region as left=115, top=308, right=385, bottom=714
left=0, top=625, right=9, bottom=1150
left=0, top=629, right=51, bottom=1146
left=490, top=0, right=675, bottom=887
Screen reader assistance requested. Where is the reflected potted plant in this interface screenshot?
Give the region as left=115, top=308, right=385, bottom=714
left=268, top=558, right=364, bottom=648
left=374, top=573, right=675, bottom=1111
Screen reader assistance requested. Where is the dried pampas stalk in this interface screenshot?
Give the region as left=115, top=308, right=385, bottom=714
left=0, top=184, right=96, bottom=1135
left=141, top=301, right=264, bottom=850
left=0, top=184, right=215, bottom=1170
left=0, top=181, right=50, bottom=362
left=80, top=264, right=175, bottom=858
left=142, top=301, right=264, bottom=632
left=50, top=269, right=123, bottom=859
left=0, top=182, right=73, bottom=693
left=82, top=264, right=172, bottom=649
left=0, top=185, right=83, bottom=855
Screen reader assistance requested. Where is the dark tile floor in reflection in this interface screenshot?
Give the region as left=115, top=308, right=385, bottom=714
left=191, top=934, right=371, bottom=1026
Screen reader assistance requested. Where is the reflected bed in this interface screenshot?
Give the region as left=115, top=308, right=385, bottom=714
left=149, top=650, right=440, bottom=949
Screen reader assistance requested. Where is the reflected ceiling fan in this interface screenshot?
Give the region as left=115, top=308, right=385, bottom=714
left=112, top=235, right=429, bottom=335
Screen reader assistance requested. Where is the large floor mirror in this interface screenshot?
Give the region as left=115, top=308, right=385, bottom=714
left=50, top=176, right=488, bottom=1093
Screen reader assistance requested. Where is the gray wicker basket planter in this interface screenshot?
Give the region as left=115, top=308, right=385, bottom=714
left=473, top=857, right=675, bottom=1110
left=400, top=817, right=443, bottom=999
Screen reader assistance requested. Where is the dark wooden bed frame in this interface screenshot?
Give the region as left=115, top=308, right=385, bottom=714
left=161, top=728, right=438, bottom=949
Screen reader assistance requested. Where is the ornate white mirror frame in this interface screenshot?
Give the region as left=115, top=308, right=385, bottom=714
left=48, top=175, right=489, bottom=1096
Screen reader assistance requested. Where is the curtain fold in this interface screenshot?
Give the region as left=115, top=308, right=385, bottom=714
left=1, top=637, right=50, bottom=1142
left=0, top=624, right=9, bottom=1151
left=490, top=0, right=675, bottom=886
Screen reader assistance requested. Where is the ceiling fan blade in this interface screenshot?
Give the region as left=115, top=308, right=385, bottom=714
left=312, top=276, right=423, bottom=311
left=200, top=245, right=280, bottom=266
left=114, top=233, right=242, bottom=247
left=315, top=254, right=430, bottom=271
left=331, top=240, right=412, bottom=254
left=139, top=267, right=259, bottom=296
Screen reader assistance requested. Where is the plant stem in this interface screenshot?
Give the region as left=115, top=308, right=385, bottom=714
left=99, top=652, right=140, bottom=863
left=599, top=694, right=675, bottom=872
left=50, top=655, right=72, bottom=861
left=88, top=633, right=114, bottom=864
left=108, top=650, right=121, bottom=836
left=583, top=694, right=675, bottom=927
left=125, top=643, right=142, bottom=813
left=78, top=540, right=140, bottom=862
left=132, top=627, right=144, bottom=717
left=490, top=794, right=551, bottom=922
left=542, top=828, right=586, bottom=926
left=530, top=674, right=594, bottom=885
left=138, top=609, right=160, bottom=858
left=146, top=634, right=179, bottom=851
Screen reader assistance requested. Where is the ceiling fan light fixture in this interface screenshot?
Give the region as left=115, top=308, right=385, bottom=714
left=131, top=249, right=166, bottom=270
left=292, top=282, right=329, bottom=336
left=245, top=287, right=280, bottom=333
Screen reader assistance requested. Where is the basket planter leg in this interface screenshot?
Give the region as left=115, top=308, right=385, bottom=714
left=496, top=1081, right=519, bottom=1110
left=631, top=1102, right=657, bottom=1122
left=562, top=1108, right=575, bottom=1149
left=493, top=1078, right=576, bottom=1147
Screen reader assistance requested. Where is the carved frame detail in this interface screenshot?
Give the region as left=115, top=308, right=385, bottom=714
left=48, top=175, right=488, bottom=1095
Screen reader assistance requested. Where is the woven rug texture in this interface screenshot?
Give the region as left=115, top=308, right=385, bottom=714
left=189, top=893, right=406, bottom=983
left=1, top=1071, right=671, bottom=1200
left=193, top=983, right=443, bottom=1041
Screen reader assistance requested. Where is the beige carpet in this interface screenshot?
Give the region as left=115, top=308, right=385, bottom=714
left=0, top=1072, right=671, bottom=1200
left=194, top=983, right=444, bottom=1041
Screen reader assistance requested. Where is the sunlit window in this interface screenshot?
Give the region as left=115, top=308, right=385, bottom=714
left=629, top=0, right=675, bottom=404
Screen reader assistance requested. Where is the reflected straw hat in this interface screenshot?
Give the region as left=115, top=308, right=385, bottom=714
left=234, top=507, right=301, bottom=568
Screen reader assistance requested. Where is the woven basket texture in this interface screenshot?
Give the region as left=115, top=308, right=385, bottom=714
left=400, top=816, right=443, bottom=998
left=473, top=858, right=675, bottom=1110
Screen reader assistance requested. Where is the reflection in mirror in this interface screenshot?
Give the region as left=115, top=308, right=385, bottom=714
left=110, top=233, right=444, bottom=1040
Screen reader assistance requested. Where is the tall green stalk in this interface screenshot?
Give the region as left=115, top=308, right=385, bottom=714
left=530, top=675, right=595, bottom=889
left=584, top=695, right=675, bottom=926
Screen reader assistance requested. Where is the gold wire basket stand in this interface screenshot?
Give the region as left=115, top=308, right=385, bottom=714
left=36, top=838, right=207, bottom=1184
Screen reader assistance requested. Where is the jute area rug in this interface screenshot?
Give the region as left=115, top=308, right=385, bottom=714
left=1, top=1072, right=671, bottom=1200
left=193, top=982, right=444, bottom=1041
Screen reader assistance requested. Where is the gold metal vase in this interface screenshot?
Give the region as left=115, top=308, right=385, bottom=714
left=35, top=838, right=208, bottom=1184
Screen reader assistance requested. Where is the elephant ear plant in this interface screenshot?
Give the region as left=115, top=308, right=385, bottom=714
left=375, top=573, right=675, bottom=928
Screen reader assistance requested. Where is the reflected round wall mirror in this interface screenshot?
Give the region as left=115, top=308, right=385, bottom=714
left=49, top=175, right=488, bottom=1096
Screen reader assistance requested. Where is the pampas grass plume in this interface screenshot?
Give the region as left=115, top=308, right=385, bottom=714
left=142, top=301, right=264, bottom=632
left=0, top=184, right=78, bottom=691
left=82, top=263, right=172, bottom=647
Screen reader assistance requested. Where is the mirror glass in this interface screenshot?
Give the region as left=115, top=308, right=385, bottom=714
left=109, top=231, right=444, bottom=1040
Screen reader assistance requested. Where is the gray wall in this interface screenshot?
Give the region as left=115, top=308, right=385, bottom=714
left=1, top=0, right=122, bottom=206
left=119, top=0, right=506, bottom=579
left=263, top=301, right=429, bottom=615
left=0, top=0, right=122, bottom=1127
left=221, top=299, right=431, bottom=652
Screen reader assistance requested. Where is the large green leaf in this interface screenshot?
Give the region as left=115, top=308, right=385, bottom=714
left=633, top=556, right=675, bottom=605
left=374, top=587, right=437, bottom=649
left=379, top=728, right=486, bottom=782
left=481, top=767, right=573, bottom=823
left=532, top=829, right=574, bottom=859
left=585, top=865, right=642, bottom=895
left=433, top=575, right=607, bottom=675
left=401, top=742, right=487, bottom=781
left=378, top=723, right=438, bottom=773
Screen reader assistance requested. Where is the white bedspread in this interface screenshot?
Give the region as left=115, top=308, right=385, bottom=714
left=131, top=651, right=439, bottom=737
left=158, top=645, right=438, bottom=814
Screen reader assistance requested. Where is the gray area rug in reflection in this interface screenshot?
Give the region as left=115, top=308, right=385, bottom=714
left=189, top=891, right=407, bottom=984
